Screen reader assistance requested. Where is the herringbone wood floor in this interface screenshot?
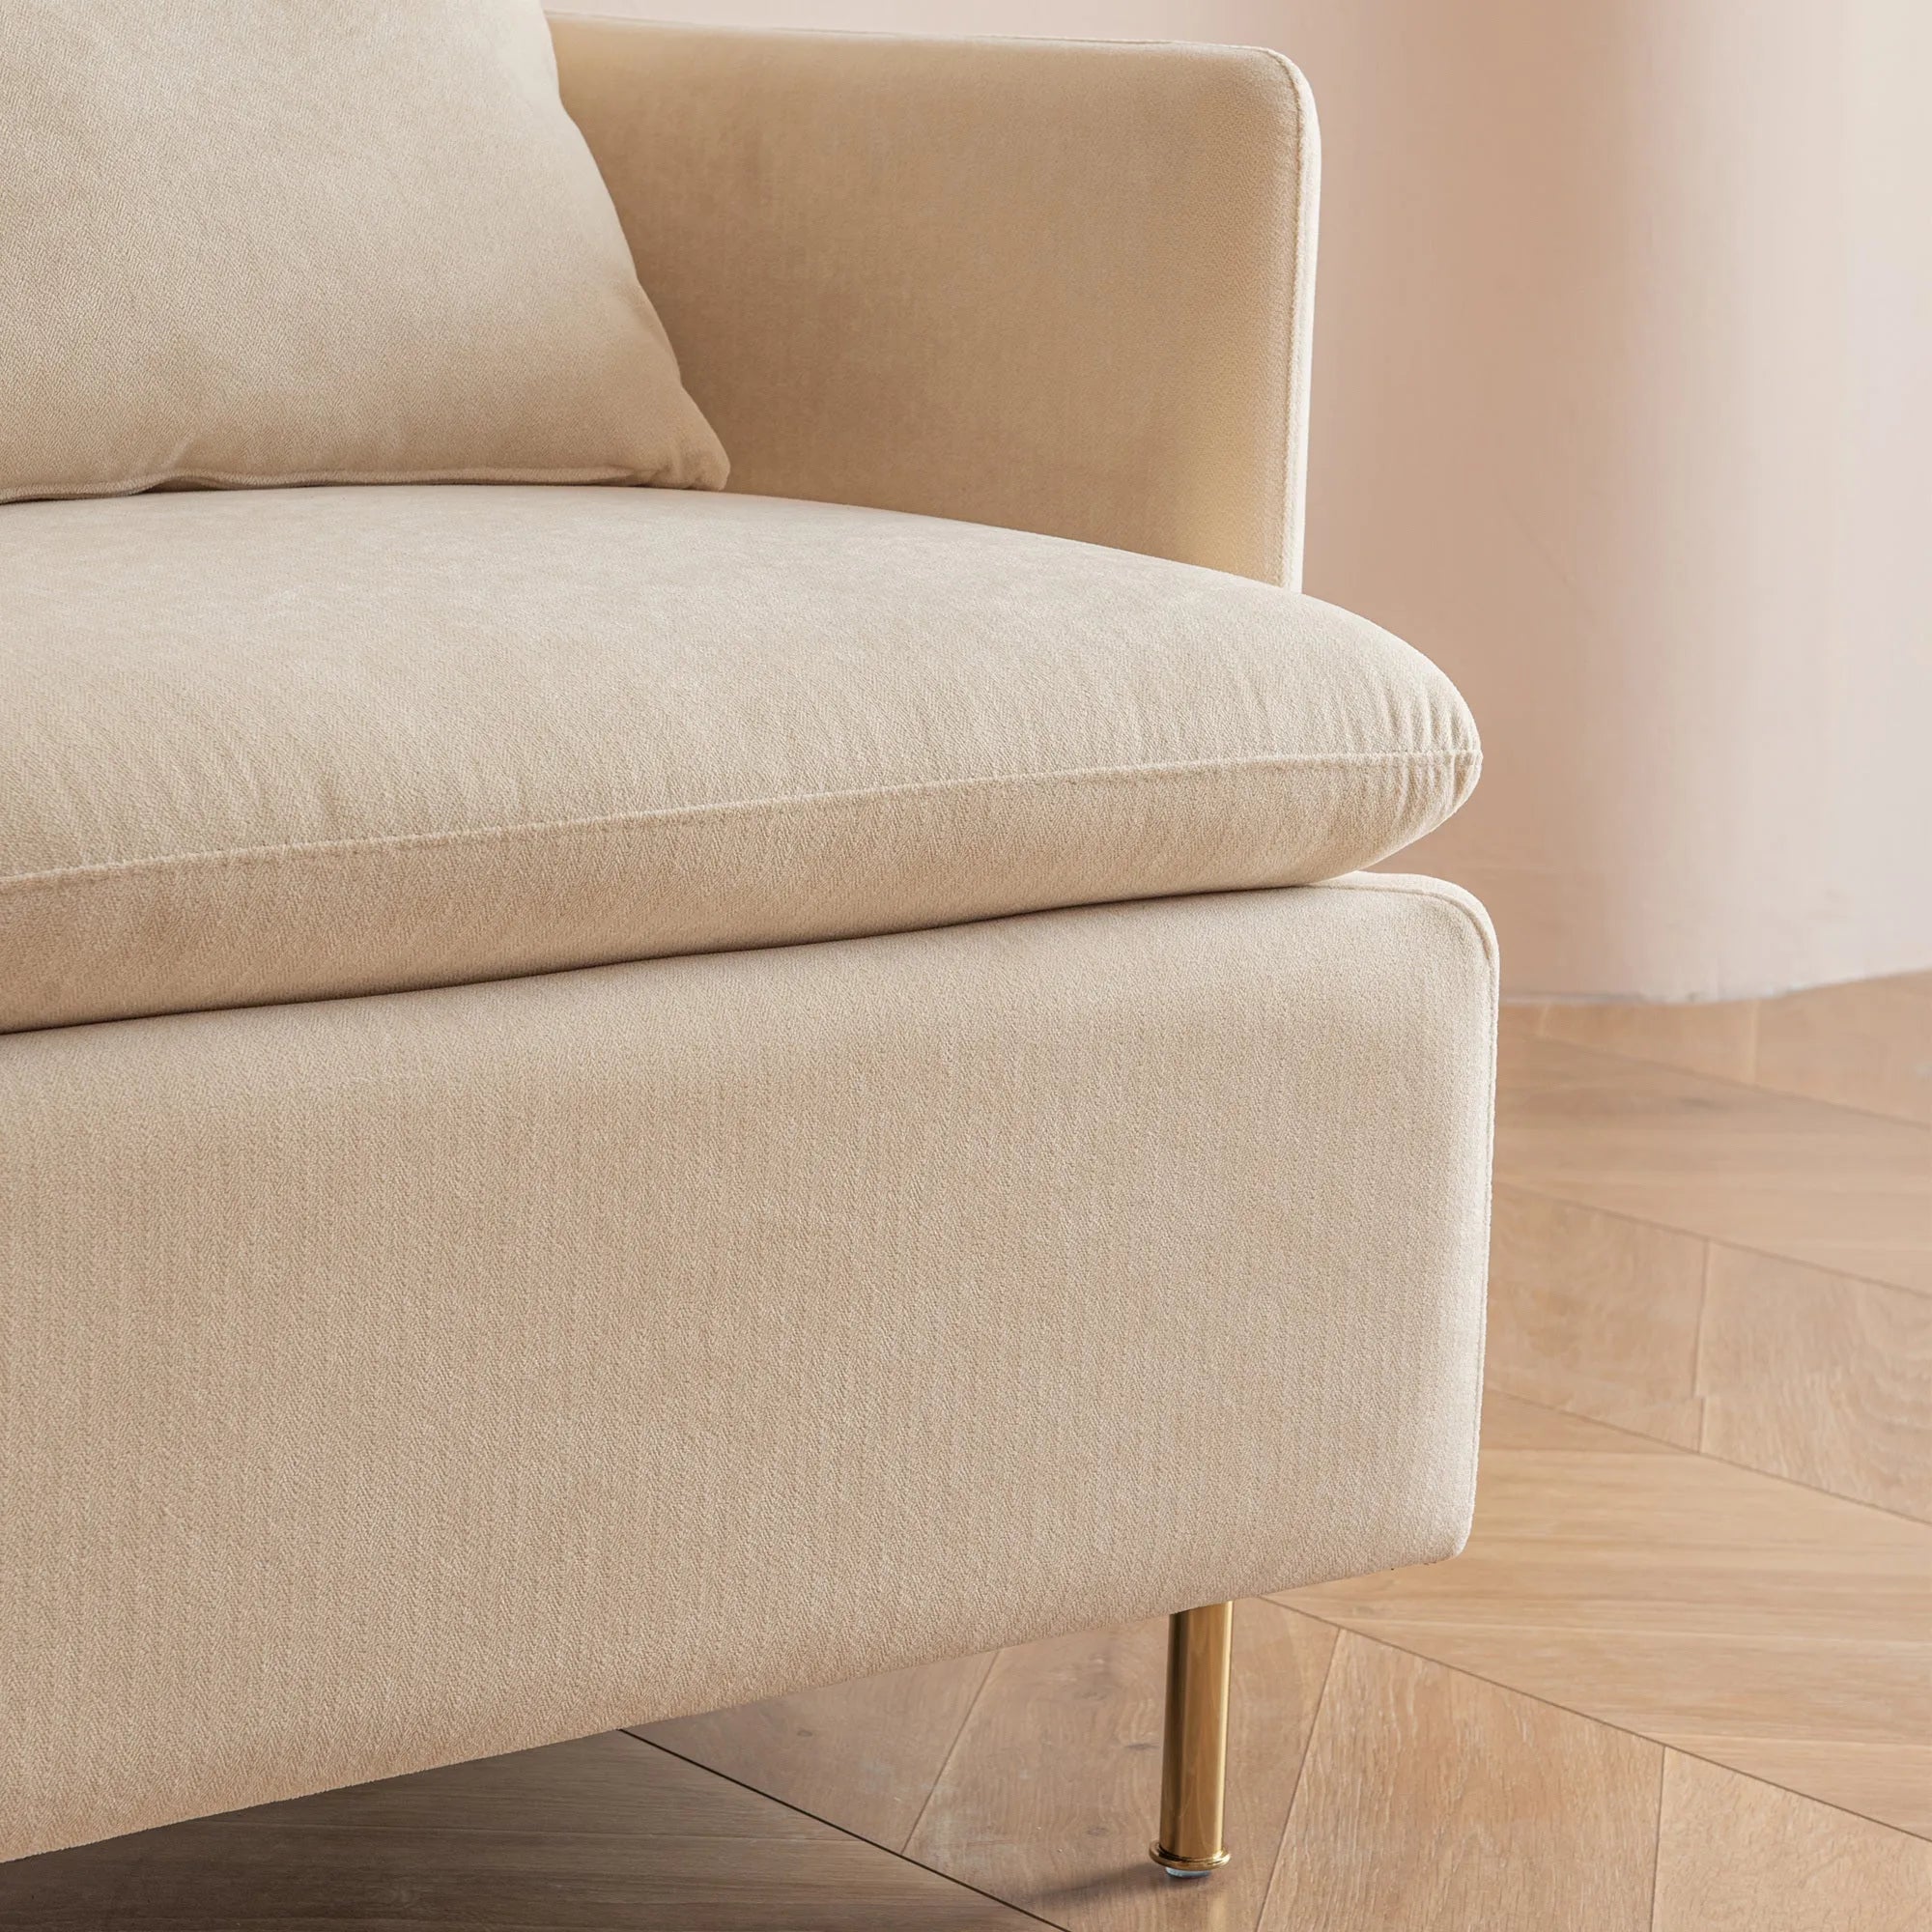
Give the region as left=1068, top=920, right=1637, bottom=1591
left=7, top=975, right=1929, bottom=1930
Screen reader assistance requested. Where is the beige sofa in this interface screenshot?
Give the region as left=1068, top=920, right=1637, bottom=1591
left=0, top=18, right=1495, bottom=1877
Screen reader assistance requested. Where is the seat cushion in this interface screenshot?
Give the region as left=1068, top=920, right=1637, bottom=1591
left=0, top=486, right=1479, bottom=1032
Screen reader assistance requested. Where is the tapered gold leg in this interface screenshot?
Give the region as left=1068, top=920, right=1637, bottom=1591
left=1150, top=1601, right=1234, bottom=1876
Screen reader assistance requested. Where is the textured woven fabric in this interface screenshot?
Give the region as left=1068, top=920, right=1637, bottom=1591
left=554, top=17, right=1318, bottom=584
left=0, top=0, right=724, bottom=503
left=0, top=486, right=1479, bottom=1033
left=0, top=19, right=1499, bottom=1875
left=0, top=875, right=1496, bottom=1861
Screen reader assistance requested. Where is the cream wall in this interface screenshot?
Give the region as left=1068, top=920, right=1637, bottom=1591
left=578, top=2, right=1932, bottom=998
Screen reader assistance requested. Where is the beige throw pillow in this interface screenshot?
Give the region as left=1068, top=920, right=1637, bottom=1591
left=0, top=0, right=726, bottom=502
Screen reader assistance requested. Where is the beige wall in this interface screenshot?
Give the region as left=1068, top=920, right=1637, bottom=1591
left=578, top=2, right=1931, bottom=998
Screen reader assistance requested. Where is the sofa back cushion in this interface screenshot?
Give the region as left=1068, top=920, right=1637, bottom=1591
left=0, top=0, right=726, bottom=503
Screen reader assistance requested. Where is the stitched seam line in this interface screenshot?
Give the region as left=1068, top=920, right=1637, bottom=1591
left=1335, top=870, right=1500, bottom=1516
left=0, top=464, right=653, bottom=505
left=1254, top=47, right=1320, bottom=591
left=0, top=747, right=1481, bottom=895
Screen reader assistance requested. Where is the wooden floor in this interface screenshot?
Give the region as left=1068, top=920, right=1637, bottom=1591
left=7, top=973, right=1928, bottom=1930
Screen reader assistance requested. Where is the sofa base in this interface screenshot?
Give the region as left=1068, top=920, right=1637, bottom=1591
left=1, top=874, right=1494, bottom=1861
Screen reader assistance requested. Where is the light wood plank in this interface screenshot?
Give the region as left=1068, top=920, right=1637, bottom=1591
left=1326, top=1621, right=1932, bottom=1838
left=905, top=1604, right=1333, bottom=1930
left=1753, top=969, right=1932, bottom=1127
left=0, top=1732, right=1046, bottom=1930
left=1477, top=1391, right=1678, bottom=1453
left=1496, top=1002, right=1547, bottom=1048
left=1291, top=1401, right=1930, bottom=1641
left=639, top=1650, right=997, bottom=1852
left=1698, top=1246, right=1932, bottom=1520
left=1278, top=1393, right=1932, bottom=1836
left=1496, top=1030, right=1932, bottom=1294
left=213, top=1728, right=827, bottom=1839
left=1536, top=998, right=1759, bottom=1083
left=1650, top=1736, right=1932, bottom=1849
left=1486, top=1184, right=1708, bottom=1447
left=1259, top=1631, right=1658, bottom=1932
left=1651, top=1749, right=1932, bottom=1931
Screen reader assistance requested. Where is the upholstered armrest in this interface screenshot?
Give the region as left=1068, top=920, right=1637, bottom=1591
left=552, top=17, right=1318, bottom=586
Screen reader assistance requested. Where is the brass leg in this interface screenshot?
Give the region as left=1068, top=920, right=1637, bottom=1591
left=1150, top=1601, right=1234, bottom=1877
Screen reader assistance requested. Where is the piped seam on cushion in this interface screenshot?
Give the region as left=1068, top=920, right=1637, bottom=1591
left=0, top=464, right=675, bottom=507
left=0, top=747, right=1481, bottom=895
left=1332, top=869, right=1498, bottom=1548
